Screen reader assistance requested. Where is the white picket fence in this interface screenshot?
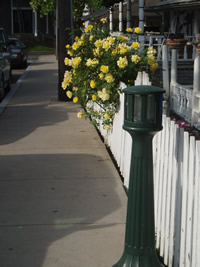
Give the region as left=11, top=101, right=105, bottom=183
left=97, top=80, right=200, bottom=267
left=153, top=116, right=200, bottom=267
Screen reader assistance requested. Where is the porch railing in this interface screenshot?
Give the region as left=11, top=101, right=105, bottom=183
left=171, top=82, right=193, bottom=122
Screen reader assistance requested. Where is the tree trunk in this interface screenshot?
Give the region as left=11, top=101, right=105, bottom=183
left=57, top=0, right=73, bottom=101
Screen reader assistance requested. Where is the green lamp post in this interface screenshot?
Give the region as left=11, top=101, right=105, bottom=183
left=113, top=85, right=165, bottom=267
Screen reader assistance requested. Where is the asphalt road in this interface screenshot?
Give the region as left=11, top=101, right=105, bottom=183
left=11, top=68, right=26, bottom=85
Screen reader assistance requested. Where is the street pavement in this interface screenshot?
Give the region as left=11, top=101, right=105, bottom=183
left=0, top=54, right=127, bottom=267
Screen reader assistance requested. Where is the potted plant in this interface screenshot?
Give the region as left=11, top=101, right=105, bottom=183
left=192, top=35, right=200, bottom=53
left=165, top=33, right=187, bottom=49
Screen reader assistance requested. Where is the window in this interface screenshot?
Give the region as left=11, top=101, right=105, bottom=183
left=13, top=9, right=33, bottom=33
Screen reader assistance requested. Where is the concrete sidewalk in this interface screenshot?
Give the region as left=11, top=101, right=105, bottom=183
left=0, top=55, right=127, bottom=267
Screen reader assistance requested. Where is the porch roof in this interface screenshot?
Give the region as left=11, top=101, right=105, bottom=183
left=148, top=0, right=200, bottom=10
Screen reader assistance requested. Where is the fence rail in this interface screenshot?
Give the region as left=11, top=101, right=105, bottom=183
left=97, top=81, right=200, bottom=267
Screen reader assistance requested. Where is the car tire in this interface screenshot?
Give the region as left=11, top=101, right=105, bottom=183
left=23, top=59, right=27, bottom=68
left=5, top=69, right=11, bottom=93
left=0, top=76, right=5, bottom=102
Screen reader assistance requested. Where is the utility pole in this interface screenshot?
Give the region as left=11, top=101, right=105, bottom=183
left=57, top=0, right=73, bottom=101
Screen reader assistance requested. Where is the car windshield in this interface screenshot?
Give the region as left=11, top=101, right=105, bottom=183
left=10, top=40, right=20, bottom=47
left=9, top=39, right=25, bottom=48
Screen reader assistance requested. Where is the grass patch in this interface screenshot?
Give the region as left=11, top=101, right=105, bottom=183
left=26, top=43, right=55, bottom=53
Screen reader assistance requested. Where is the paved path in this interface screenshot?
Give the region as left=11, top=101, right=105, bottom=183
left=0, top=55, right=127, bottom=267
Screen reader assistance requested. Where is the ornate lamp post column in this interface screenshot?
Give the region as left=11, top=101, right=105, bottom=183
left=113, top=85, right=165, bottom=267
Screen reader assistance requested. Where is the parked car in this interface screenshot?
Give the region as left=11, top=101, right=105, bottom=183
left=0, top=28, right=11, bottom=56
left=0, top=49, right=11, bottom=101
left=0, top=28, right=11, bottom=101
left=8, top=38, right=27, bottom=68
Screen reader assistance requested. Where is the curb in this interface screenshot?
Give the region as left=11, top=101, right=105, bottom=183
left=0, top=65, right=32, bottom=115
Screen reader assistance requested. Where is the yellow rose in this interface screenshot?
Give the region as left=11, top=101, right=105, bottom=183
left=103, top=41, right=111, bottom=50
left=78, top=40, right=84, bottom=46
left=86, top=58, right=99, bottom=67
left=72, top=57, right=81, bottom=68
left=98, top=88, right=110, bottom=101
left=93, top=48, right=100, bottom=56
left=100, top=65, right=109, bottom=73
left=147, top=47, right=157, bottom=56
left=65, top=44, right=70, bottom=48
left=126, top=28, right=133, bottom=33
left=104, top=113, right=110, bottom=120
left=77, top=111, right=84, bottom=119
left=117, top=57, right=128, bottom=69
left=73, top=86, right=78, bottom=91
left=68, top=51, right=74, bottom=57
left=66, top=90, right=72, bottom=98
left=63, top=71, right=73, bottom=87
left=100, top=18, right=107, bottom=23
left=117, top=43, right=129, bottom=54
left=92, top=95, right=97, bottom=101
left=84, top=28, right=89, bottom=33
left=135, top=27, right=142, bottom=34
left=148, top=56, right=155, bottom=65
left=72, top=42, right=79, bottom=50
left=150, top=63, right=158, bottom=72
left=73, top=96, right=79, bottom=103
left=117, top=35, right=124, bottom=40
left=95, top=40, right=103, bottom=48
left=132, top=42, right=140, bottom=50
left=87, top=25, right=93, bottom=31
left=62, top=81, right=67, bottom=90
left=112, top=48, right=117, bottom=56
left=64, top=57, right=69, bottom=65
left=90, top=80, right=95, bottom=88
left=75, top=36, right=79, bottom=42
left=89, top=35, right=94, bottom=41
left=105, top=73, right=114, bottom=83
left=107, top=36, right=115, bottom=44
left=99, top=73, right=104, bottom=80
left=131, top=55, right=141, bottom=63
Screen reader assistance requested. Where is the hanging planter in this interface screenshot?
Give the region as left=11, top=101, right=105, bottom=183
left=165, top=33, right=187, bottom=50
left=165, top=39, right=187, bottom=49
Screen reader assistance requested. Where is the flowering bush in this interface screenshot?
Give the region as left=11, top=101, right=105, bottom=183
left=62, top=19, right=159, bottom=129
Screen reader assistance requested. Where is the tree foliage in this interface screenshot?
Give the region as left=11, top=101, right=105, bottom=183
left=30, top=0, right=56, bottom=17
left=29, top=0, right=123, bottom=18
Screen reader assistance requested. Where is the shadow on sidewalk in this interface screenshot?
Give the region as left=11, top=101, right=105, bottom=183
left=0, top=153, right=125, bottom=267
left=0, top=102, right=69, bottom=146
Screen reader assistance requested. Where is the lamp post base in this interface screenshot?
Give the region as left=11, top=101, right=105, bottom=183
left=113, top=253, right=164, bottom=267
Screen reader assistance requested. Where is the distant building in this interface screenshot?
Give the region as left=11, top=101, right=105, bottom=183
left=0, top=0, right=55, bottom=36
